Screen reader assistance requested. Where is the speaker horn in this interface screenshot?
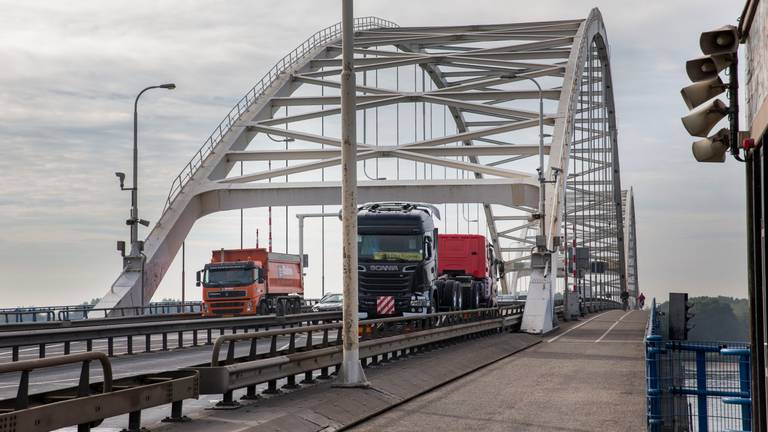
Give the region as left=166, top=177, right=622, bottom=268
left=686, top=54, right=733, bottom=82
left=681, top=99, right=728, bottom=137
left=692, top=128, right=730, bottom=163
left=680, top=76, right=726, bottom=110
left=700, top=25, right=739, bottom=55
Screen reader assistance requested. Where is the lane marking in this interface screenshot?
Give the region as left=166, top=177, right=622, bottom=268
left=595, top=310, right=633, bottom=343
left=547, top=311, right=611, bottom=343
left=554, top=338, right=642, bottom=344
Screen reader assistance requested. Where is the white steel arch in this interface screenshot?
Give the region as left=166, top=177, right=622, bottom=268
left=96, top=10, right=629, bottom=332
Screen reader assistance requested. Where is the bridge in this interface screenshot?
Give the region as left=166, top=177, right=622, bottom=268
left=0, top=9, right=656, bottom=432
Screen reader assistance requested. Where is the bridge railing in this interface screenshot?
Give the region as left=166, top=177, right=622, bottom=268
left=0, top=301, right=203, bottom=324
left=645, top=298, right=752, bottom=432
left=162, top=16, right=398, bottom=212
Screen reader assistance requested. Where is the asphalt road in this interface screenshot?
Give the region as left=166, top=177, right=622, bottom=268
left=351, top=309, right=648, bottom=432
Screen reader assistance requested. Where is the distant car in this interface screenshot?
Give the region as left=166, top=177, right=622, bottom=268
left=496, top=294, right=524, bottom=306
left=312, top=293, right=343, bottom=312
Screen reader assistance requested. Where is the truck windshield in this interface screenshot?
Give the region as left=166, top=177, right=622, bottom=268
left=358, top=234, right=423, bottom=261
left=205, top=267, right=254, bottom=286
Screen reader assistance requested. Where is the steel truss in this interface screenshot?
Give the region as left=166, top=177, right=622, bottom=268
left=96, top=10, right=630, bottom=332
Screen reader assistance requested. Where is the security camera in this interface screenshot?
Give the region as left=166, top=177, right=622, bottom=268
left=115, top=172, right=126, bottom=189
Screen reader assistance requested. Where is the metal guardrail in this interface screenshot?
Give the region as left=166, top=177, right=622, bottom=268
left=0, top=299, right=319, bottom=326
left=189, top=305, right=523, bottom=406
left=0, top=311, right=342, bottom=362
left=162, top=16, right=398, bottom=212
left=0, top=311, right=204, bottom=333
left=0, top=352, right=198, bottom=432
left=0, top=301, right=203, bottom=324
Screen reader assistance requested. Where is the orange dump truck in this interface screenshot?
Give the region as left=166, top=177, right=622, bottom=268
left=196, top=248, right=303, bottom=317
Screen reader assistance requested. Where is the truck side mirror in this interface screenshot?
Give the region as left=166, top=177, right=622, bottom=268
left=195, top=270, right=202, bottom=287
left=257, top=268, right=265, bottom=284
left=424, top=237, right=432, bottom=260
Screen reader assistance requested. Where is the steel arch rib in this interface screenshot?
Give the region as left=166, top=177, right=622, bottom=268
left=521, top=8, right=626, bottom=332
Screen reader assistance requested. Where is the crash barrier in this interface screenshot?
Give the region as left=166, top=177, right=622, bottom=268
left=0, top=352, right=199, bottom=432
left=0, top=311, right=342, bottom=362
left=190, top=305, right=524, bottom=407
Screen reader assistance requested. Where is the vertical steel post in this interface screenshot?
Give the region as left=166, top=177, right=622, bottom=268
left=298, top=215, right=305, bottom=287
left=746, top=149, right=767, bottom=431
left=696, top=350, right=709, bottom=432
left=181, top=241, right=185, bottom=303
left=335, top=0, right=368, bottom=387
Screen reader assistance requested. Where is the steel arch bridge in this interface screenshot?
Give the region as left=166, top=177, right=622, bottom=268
left=96, top=8, right=632, bottom=332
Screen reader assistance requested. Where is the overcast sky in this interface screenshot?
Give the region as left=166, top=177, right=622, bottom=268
left=0, top=0, right=749, bottom=307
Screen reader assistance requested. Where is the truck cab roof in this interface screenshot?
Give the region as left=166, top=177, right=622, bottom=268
left=358, top=203, right=435, bottom=234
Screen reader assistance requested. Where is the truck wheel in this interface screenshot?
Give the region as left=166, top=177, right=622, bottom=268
left=257, top=300, right=270, bottom=315
left=292, top=298, right=301, bottom=314
left=436, top=280, right=448, bottom=311
left=447, top=280, right=459, bottom=311
left=471, top=283, right=481, bottom=309
left=429, top=292, right=437, bottom=315
left=455, top=282, right=464, bottom=311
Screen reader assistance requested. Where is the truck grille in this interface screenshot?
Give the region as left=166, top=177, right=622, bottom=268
left=359, top=271, right=411, bottom=293
left=207, top=291, right=246, bottom=298
left=208, top=301, right=245, bottom=315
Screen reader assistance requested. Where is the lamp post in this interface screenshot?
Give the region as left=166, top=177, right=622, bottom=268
left=128, top=83, right=175, bottom=256
left=114, top=83, right=175, bottom=312
left=516, top=77, right=546, bottom=241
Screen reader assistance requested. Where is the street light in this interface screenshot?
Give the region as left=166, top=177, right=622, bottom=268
left=115, top=83, right=175, bottom=311
left=115, top=83, right=176, bottom=258
left=125, top=83, right=175, bottom=256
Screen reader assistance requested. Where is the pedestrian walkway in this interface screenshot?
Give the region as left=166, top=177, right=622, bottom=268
left=352, top=309, right=648, bottom=432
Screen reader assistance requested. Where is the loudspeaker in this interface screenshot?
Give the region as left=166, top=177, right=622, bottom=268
left=691, top=128, right=730, bottom=163
left=685, top=54, right=733, bottom=82
left=681, top=99, right=728, bottom=137
left=680, top=76, right=725, bottom=110
left=699, top=25, right=739, bottom=55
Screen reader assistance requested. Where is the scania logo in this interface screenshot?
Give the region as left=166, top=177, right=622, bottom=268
left=368, top=264, right=399, bottom=271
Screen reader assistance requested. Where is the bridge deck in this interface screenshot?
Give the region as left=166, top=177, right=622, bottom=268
left=139, top=309, right=646, bottom=431
left=353, top=309, right=648, bottom=432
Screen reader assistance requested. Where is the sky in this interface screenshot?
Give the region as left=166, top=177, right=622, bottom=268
left=0, top=0, right=750, bottom=307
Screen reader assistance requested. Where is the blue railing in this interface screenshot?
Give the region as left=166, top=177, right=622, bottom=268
left=645, top=298, right=753, bottom=431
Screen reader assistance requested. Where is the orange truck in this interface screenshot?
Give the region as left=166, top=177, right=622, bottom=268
left=196, top=248, right=303, bottom=317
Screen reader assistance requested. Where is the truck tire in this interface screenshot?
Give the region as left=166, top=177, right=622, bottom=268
left=257, top=300, right=270, bottom=315
left=445, top=280, right=459, bottom=311
left=276, top=298, right=287, bottom=316
left=429, top=292, right=437, bottom=315
left=455, top=281, right=463, bottom=311
left=470, top=282, right=481, bottom=309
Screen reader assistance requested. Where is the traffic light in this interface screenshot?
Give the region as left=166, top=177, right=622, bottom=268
left=681, top=25, right=740, bottom=162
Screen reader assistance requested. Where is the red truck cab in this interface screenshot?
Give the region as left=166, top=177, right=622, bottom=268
left=197, top=248, right=303, bottom=317
left=437, top=234, right=490, bottom=278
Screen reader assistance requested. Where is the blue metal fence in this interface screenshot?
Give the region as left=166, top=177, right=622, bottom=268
left=646, top=299, right=753, bottom=431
